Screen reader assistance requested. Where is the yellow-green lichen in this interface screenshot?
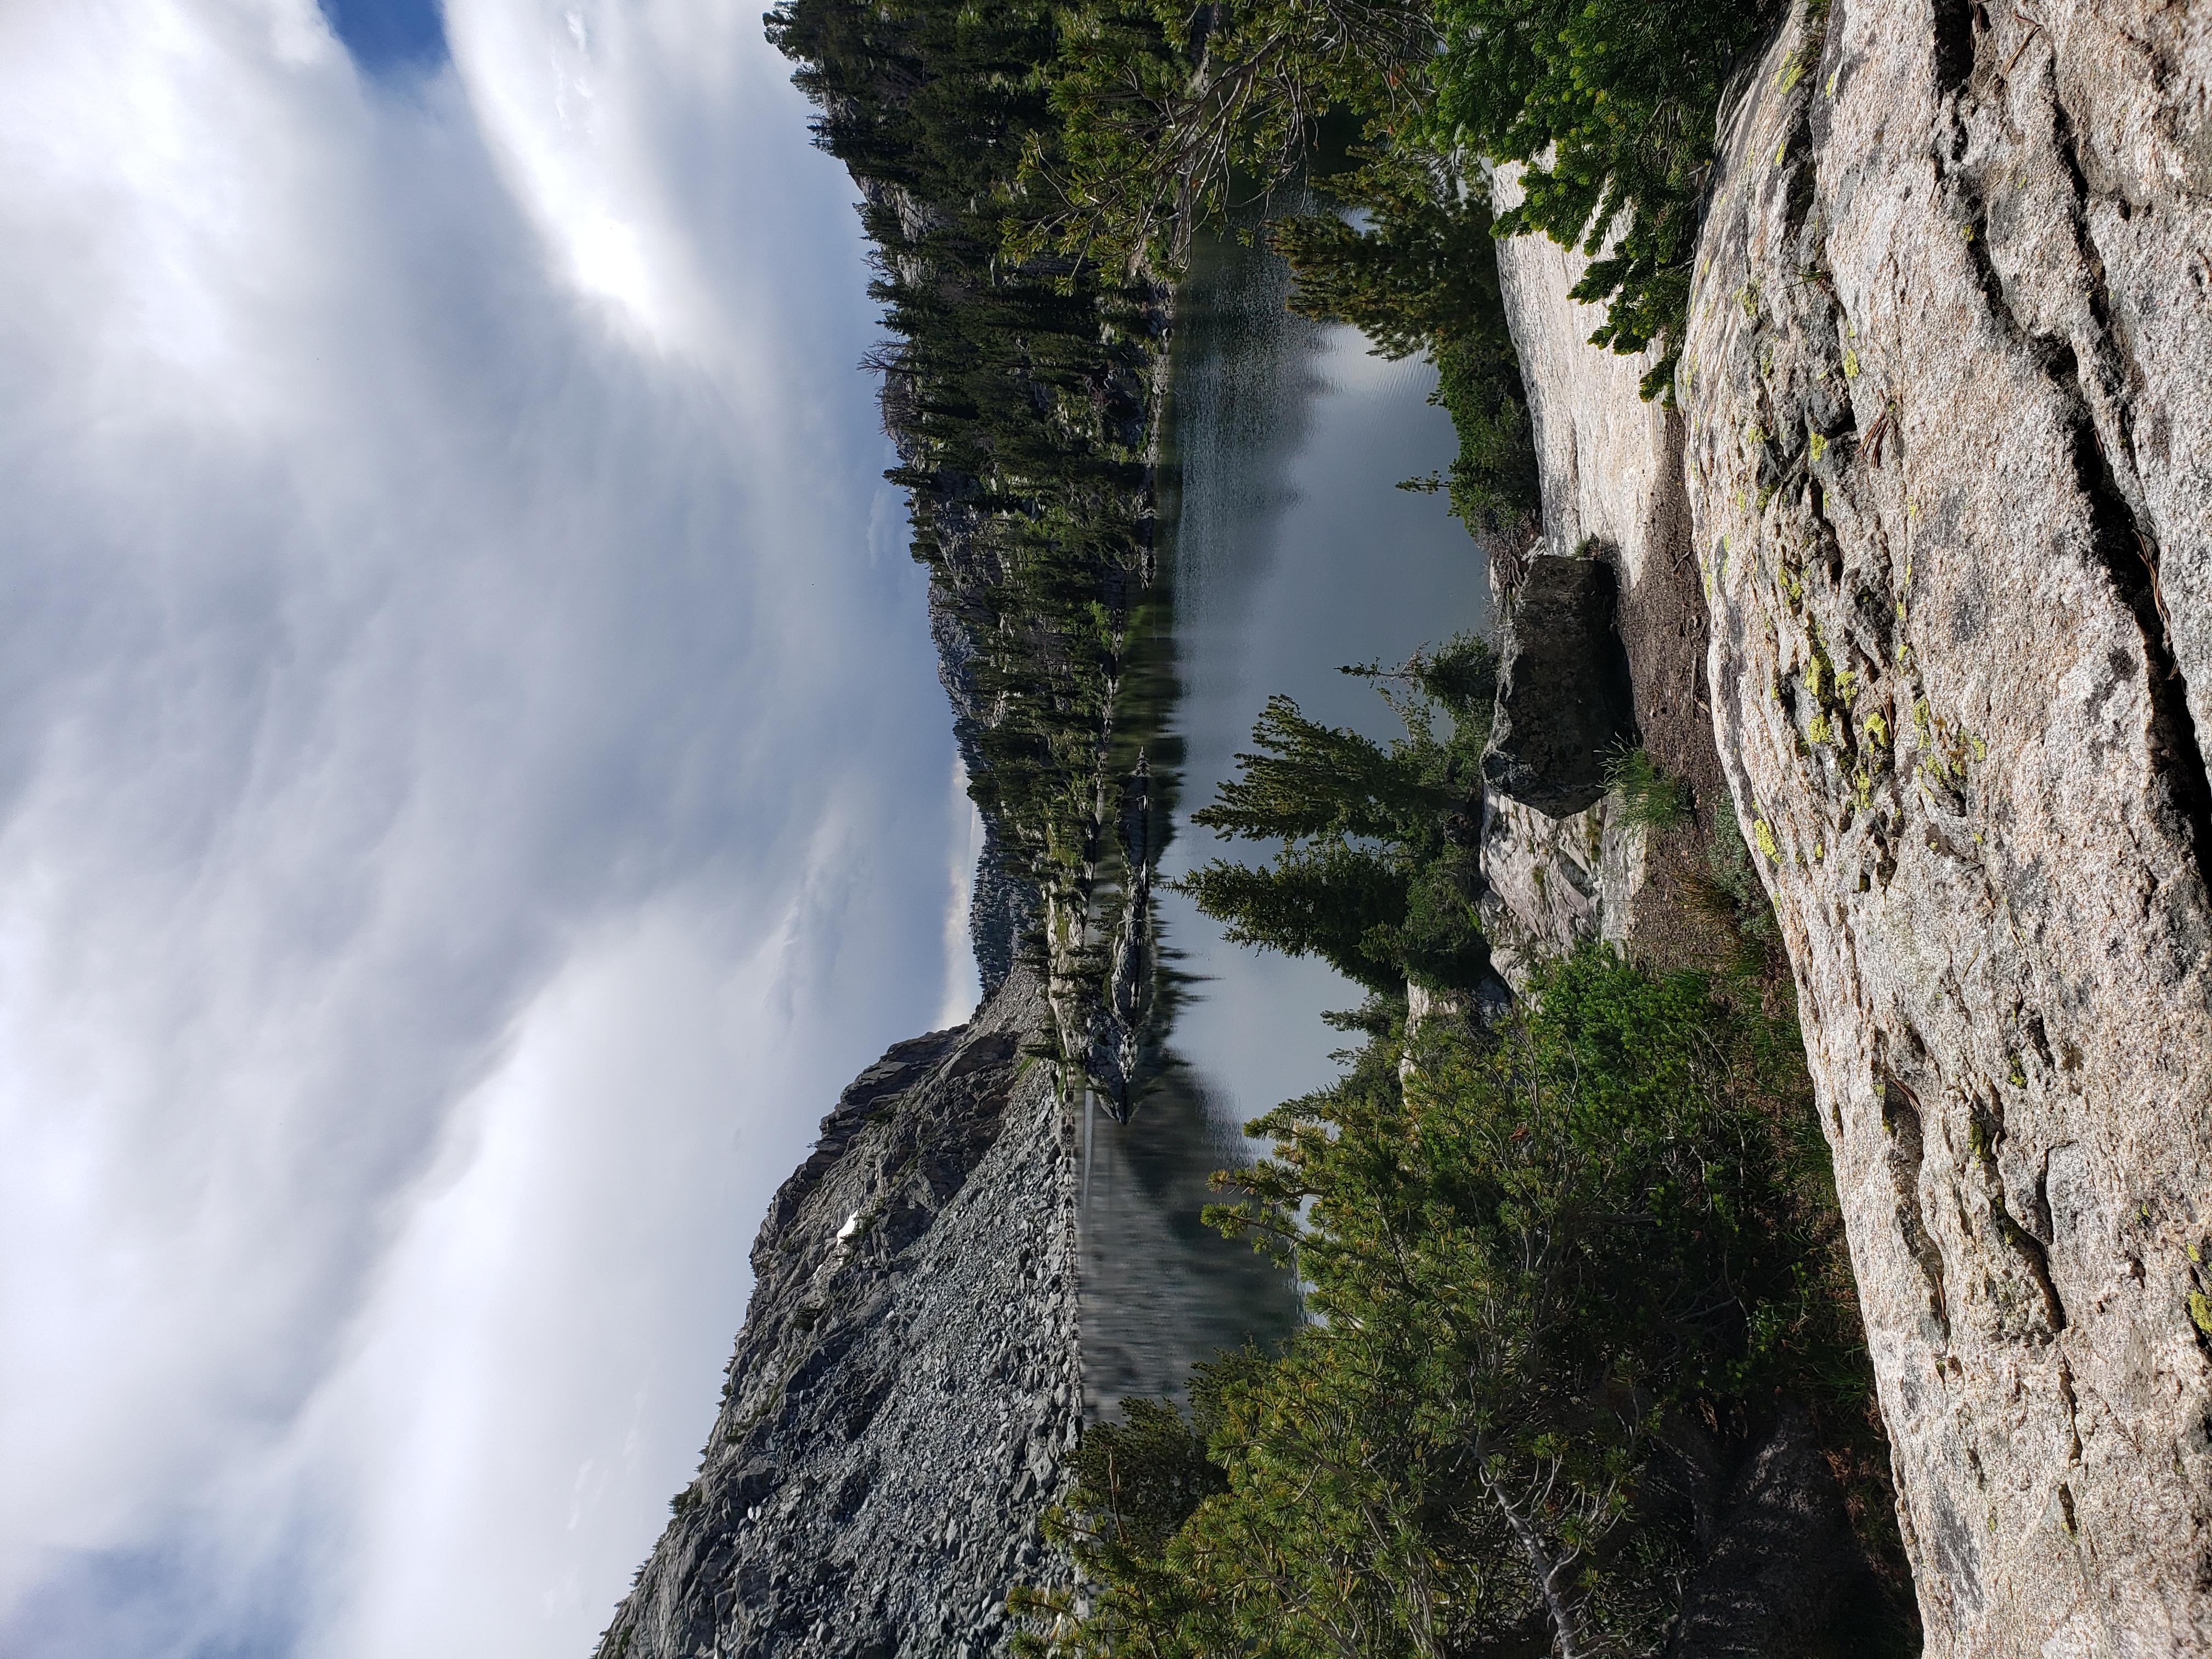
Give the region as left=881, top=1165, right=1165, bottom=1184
left=1842, top=347, right=1860, bottom=378
left=1754, top=819, right=1780, bottom=862
left=2191, top=1293, right=2212, bottom=1338
left=1809, top=431, right=1829, bottom=462
left=1865, top=710, right=1891, bottom=748
left=1807, top=710, right=1834, bottom=746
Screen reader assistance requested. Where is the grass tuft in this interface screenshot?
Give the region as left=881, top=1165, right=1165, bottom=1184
left=1605, top=743, right=1691, bottom=831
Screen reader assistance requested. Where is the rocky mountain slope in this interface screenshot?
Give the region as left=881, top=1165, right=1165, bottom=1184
left=591, top=969, right=1078, bottom=1659
left=1679, top=0, right=2212, bottom=1648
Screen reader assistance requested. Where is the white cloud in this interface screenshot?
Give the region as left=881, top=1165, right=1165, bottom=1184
left=0, top=2, right=968, bottom=1654
left=938, top=756, right=985, bottom=1031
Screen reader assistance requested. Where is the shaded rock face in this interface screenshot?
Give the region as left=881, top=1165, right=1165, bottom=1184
left=592, top=969, right=1079, bottom=1659
left=1683, top=0, right=2212, bottom=1647
left=1483, top=552, right=1638, bottom=817
left=1665, top=1405, right=1869, bottom=1658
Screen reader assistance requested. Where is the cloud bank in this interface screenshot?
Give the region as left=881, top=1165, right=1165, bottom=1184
left=0, top=2, right=975, bottom=1654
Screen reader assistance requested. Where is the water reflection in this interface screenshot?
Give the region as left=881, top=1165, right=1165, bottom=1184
left=1080, top=205, right=1494, bottom=1420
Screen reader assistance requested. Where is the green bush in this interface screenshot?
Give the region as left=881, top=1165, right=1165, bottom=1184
left=1176, top=635, right=1498, bottom=995
left=1427, top=0, right=1786, bottom=400
left=1426, top=332, right=1539, bottom=535
left=1268, top=148, right=1510, bottom=362
left=1603, top=743, right=1689, bottom=831
left=1014, top=0, right=1434, bottom=275
left=1014, top=947, right=1874, bottom=1656
left=1178, top=840, right=1414, bottom=996
left=1020, top=0, right=1788, bottom=404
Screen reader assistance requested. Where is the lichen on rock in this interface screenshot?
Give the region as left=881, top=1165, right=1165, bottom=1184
left=1682, top=0, right=2212, bottom=1646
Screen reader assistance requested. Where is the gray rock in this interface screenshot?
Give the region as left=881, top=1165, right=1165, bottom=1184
left=1475, top=786, right=1644, bottom=991
left=1682, top=0, right=2212, bottom=1648
left=1667, top=1404, right=1864, bottom=1658
left=1488, top=161, right=1684, bottom=591
left=1472, top=171, right=1680, bottom=973
left=591, top=968, right=1078, bottom=1659
left=1483, top=554, right=1638, bottom=818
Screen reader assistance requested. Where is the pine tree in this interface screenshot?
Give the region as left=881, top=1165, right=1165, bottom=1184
left=1193, top=693, right=1451, bottom=846
left=1180, top=842, right=1412, bottom=995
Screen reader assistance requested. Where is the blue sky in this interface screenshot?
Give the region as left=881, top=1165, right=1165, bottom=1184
left=320, top=0, right=447, bottom=75
left=0, top=3, right=978, bottom=1655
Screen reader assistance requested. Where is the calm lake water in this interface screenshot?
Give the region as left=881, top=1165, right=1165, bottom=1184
left=1079, top=210, right=1495, bottom=1419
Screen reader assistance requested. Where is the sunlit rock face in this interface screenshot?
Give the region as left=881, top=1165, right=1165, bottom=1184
left=1683, top=0, right=2212, bottom=1647
left=1475, top=167, right=1681, bottom=981
left=591, top=968, right=1078, bottom=1659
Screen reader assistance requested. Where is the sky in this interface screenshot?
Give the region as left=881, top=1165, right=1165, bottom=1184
left=0, top=3, right=981, bottom=1655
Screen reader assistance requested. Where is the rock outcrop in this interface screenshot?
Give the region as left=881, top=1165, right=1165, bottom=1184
left=1482, top=552, right=1638, bottom=817
left=1491, top=162, right=1685, bottom=592
left=1474, top=165, right=1697, bottom=977
left=1474, top=786, right=1643, bottom=990
left=1682, top=0, right=2212, bottom=1647
left=1481, top=91, right=1913, bottom=1655
left=592, top=969, right=1080, bottom=1659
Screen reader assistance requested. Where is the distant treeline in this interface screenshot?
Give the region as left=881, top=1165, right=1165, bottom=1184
left=758, top=0, right=1583, bottom=1030
left=767, top=0, right=1175, bottom=1028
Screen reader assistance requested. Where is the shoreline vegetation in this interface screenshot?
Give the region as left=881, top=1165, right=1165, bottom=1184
left=1013, top=637, right=1915, bottom=1651
left=767, top=0, right=1914, bottom=1650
